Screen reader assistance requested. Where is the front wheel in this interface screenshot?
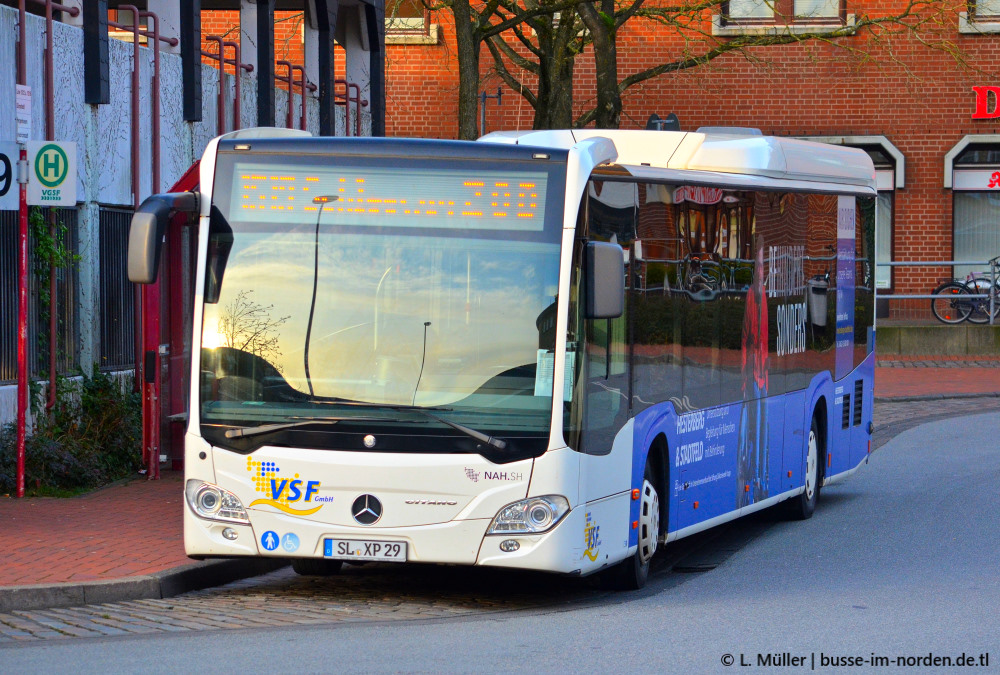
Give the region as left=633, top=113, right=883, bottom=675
left=600, top=463, right=660, bottom=590
left=788, top=416, right=821, bottom=520
left=930, top=282, right=972, bottom=324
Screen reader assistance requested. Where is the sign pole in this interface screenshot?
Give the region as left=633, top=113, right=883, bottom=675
left=16, top=146, right=27, bottom=499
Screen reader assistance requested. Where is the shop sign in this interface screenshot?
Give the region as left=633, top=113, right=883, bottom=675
left=971, top=86, right=1000, bottom=119
left=673, top=185, right=724, bottom=205
left=952, top=169, right=1000, bottom=190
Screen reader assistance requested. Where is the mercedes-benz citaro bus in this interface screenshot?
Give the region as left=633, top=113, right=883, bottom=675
left=127, top=127, right=876, bottom=589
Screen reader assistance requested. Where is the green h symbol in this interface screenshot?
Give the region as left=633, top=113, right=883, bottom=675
left=42, top=151, right=61, bottom=178
left=35, top=144, right=68, bottom=188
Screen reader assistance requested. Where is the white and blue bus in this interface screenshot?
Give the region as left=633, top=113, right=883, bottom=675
left=128, top=127, right=876, bottom=589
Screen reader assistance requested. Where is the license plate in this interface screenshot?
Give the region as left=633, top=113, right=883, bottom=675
left=324, top=538, right=407, bottom=562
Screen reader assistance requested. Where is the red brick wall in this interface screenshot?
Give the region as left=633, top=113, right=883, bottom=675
left=384, top=4, right=1000, bottom=316
left=200, top=10, right=308, bottom=89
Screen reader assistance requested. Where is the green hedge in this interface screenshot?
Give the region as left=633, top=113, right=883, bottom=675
left=0, top=369, right=142, bottom=496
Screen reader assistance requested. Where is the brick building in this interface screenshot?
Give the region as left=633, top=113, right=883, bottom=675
left=378, top=1, right=1000, bottom=318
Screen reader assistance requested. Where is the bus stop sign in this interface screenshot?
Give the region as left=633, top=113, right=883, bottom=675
left=27, top=141, right=76, bottom=206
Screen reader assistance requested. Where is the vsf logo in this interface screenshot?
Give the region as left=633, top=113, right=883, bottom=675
left=34, top=144, right=69, bottom=188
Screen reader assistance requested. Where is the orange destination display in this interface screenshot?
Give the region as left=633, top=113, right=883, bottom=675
left=231, top=161, right=548, bottom=231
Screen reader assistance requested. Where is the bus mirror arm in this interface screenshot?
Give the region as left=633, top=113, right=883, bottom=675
left=584, top=241, right=625, bottom=319
left=127, top=192, right=200, bottom=284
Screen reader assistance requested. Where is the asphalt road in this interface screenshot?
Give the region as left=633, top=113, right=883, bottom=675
left=2, top=407, right=999, bottom=673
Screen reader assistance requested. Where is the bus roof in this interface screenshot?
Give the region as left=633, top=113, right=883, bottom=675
left=478, top=129, right=877, bottom=190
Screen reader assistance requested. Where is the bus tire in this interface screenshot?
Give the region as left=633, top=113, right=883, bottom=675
left=291, top=558, right=344, bottom=576
left=600, top=462, right=659, bottom=591
left=788, top=415, right=822, bottom=520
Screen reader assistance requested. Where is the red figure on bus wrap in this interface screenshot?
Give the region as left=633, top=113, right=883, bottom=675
left=738, top=242, right=769, bottom=508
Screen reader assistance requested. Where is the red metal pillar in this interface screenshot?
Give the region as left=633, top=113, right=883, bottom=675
left=277, top=60, right=294, bottom=129
left=117, top=5, right=143, bottom=409
left=15, top=0, right=27, bottom=499
left=223, top=41, right=242, bottom=131
left=16, top=144, right=28, bottom=498
left=142, top=10, right=163, bottom=479
left=292, top=65, right=308, bottom=131
left=206, top=36, right=226, bottom=135
left=141, top=11, right=161, bottom=196
left=44, top=0, right=56, bottom=412
left=142, top=274, right=161, bottom=479
left=165, top=161, right=201, bottom=471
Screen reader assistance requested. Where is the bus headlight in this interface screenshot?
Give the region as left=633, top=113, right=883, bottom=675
left=487, top=495, right=569, bottom=535
left=185, top=480, right=250, bottom=524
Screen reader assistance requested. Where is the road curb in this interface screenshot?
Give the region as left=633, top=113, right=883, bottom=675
left=0, top=558, right=288, bottom=613
left=875, top=391, right=1000, bottom=403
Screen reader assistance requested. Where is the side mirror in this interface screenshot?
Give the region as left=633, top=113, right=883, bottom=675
left=584, top=241, right=625, bottom=319
left=127, top=192, right=199, bottom=283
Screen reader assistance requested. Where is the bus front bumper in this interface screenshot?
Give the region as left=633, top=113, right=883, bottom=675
left=184, top=499, right=596, bottom=575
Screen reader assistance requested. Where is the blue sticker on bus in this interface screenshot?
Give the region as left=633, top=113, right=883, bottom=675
left=261, top=530, right=279, bottom=551
left=281, top=533, right=300, bottom=553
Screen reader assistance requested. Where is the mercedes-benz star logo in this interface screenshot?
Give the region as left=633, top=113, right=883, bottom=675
left=351, top=494, right=383, bottom=525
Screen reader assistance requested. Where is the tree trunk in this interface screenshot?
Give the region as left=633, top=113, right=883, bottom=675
left=534, top=10, right=577, bottom=129
left=578, top=2, right=620, bottom=128
left=453, top=0, right=482, bottom=140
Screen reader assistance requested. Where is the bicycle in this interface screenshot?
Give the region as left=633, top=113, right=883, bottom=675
left=930, top=256, right=1000, bottom=324
left=683, top=254, right=728, bottom=295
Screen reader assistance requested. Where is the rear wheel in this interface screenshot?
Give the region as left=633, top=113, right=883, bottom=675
left=601, top=462, right=660, bottom=590
left=964, top=279, right=996, bottom=324
left=930, top=282, right=972, bottom=324
left=291, top=558, right=344, bottom=576
left=788, top=416, right=821, bottom=520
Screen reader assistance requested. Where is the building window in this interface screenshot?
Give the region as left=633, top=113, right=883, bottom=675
left=875, top=191, right=893, bottom=291
left=99, top=207, right=137, bottom=371
left=386, top=0, right=427, bottom=32
left=384, top=0, right=440, bottom=44
left=960, top=2, right=1000, bottom=32
left=1, top=210, right=22, bottom=384
left=952, top=145, right=1000, bottom=280
left=0, top=208, right=79, bottom=384
left=724, top=0, right=843, bottom=24
left=972, top=0, right=1000, bottom=19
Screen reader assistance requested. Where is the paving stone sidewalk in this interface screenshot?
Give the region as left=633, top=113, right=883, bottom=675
left=0, top=473, right=188, bottom=588
left=875, top=356, right=1000, bottom=400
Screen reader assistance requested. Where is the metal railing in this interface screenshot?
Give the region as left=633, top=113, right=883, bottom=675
left=875, top=259, right=999, bottom=325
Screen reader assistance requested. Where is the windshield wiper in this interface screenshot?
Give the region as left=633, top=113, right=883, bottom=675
left=318, top=401, right=508, bottom=450
left=221, top=416, right=381, bottom=439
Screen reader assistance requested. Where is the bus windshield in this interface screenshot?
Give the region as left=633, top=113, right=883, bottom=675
left=199, top=150, right=566, bottom=454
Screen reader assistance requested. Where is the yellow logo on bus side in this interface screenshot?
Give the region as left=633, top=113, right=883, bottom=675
left=246, top=458, right=326, bottom=516
left=583, top=511, right=601, bottom=562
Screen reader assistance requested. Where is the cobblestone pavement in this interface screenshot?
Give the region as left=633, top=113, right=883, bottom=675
left=873, top=397, right=1000, bottom=449
left=2, top=396, right=996, bottom=644
left=0, top=555, right=618, bottom=643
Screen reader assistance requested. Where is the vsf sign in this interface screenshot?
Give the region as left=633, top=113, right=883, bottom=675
left=27, top=141, right=77, bottom=206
